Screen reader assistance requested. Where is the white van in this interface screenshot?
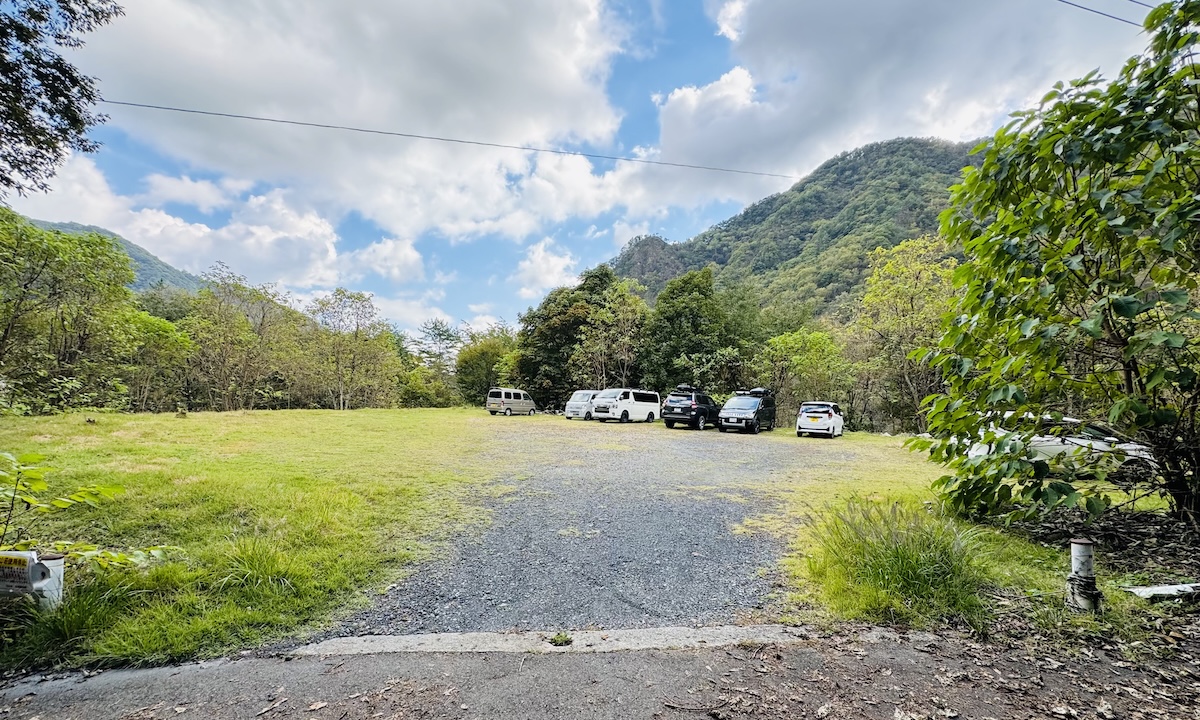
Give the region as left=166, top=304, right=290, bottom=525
left=564, top=390, right=599, bottom=420
left=486, top=387, right=537, bottom=416
left=591, top=388, right=661, bottom=423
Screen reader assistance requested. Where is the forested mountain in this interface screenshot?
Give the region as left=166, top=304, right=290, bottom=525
left=29, top=219, right=203, bottom=292
left=611, top=137, right=976, bottom=312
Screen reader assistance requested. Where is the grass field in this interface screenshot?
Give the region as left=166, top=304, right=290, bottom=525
left=0, top=411, right=1168, bottom=668
left=0, top=409, right=500, bottom=667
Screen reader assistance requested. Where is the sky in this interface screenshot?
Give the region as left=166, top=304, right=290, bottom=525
left=10, top=0, right=1150, bottom=332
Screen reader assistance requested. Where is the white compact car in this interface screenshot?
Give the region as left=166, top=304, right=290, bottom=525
left=564, top=390, right=599, bottom=420
left=591, top=388, right=661, bottom=423
left=968, top=414, right=1155, bottom=472
left=796, top=401, right=845, bottom=437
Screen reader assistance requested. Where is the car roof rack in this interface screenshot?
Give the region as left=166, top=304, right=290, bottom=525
left=674, top=384, right=699, bottom=393
left=734, top=387, right=773, bottom=397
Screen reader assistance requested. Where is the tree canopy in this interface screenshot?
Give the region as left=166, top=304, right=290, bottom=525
left=1, top=0, right=122, bottom=197
left=918, top=0, right=1200, bottom=525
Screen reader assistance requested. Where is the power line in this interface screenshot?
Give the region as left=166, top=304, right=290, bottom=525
left=1050, top=0, right=1142, bottom=26
left=100, top=100, right=802, bottom=181
left=1123, top=0, right=1154, bottom=8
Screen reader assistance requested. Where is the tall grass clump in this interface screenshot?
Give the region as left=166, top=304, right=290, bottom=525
left=806, top=500, right=990, bottom=633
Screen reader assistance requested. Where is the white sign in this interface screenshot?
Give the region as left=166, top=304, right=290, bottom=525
left=0, top=551, right=50, bottom=597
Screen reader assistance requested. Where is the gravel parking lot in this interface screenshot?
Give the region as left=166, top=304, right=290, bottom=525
left=328, top=415, right=860, bottom=637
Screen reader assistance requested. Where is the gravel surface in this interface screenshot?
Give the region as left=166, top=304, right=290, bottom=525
left=323, top=416, right=851, bottom=637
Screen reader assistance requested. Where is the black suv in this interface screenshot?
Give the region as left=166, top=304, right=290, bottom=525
left=718, top=388, right=777, bottom=434
left=661, top=385, right=721, bottom=430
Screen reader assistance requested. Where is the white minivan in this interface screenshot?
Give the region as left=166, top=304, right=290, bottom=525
left=591, top=388, right=661, bottom=423
left=564, top=390, right=599, bottom=420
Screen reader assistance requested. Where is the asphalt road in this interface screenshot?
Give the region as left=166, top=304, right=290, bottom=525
left=319, top=416, right=833, bottom=637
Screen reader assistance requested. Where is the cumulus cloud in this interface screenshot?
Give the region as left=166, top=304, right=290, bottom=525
left=139, top=174, right=251, bottom=213
left=342, top=238, right=424, bottom=283
left=373, top=295, right=452, bottom=331
left=511, top=238, right=579, bottom=299
left=72, top=0, right=625, bottom=242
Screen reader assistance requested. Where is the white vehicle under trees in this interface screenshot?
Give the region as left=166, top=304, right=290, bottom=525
left=591, top=388, right=661, bottom=423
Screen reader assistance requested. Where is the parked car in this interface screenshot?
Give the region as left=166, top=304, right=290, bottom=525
left=718, top=388, right=776, bottom=433
left=591, top=388, right=661, bottom=423
left=564, top=390, right=599, bottom=420
left=485, top=387, right=537, bottom=416
left=968, top=414, right=1155, bottom=474
left=661, top=385, right=721, bottom=430
left=796, top=401, right=845, bottom=438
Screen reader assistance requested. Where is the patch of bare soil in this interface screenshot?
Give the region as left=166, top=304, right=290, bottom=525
left=663, top=628, right=1200, bottom=720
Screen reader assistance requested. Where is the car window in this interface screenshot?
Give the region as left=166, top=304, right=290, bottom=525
left=724, top=397, right=758, bottom=410
left=634, top=392, right=655, bottom=403
left=801, top=403, right=832, bottom=413
left=621, top=391, right=630, bottom=400
left=488, top=390, right=501, bottom=398
left=504, top=391, right=512, bottom=400
left=597, top=389, right=620, bottom=399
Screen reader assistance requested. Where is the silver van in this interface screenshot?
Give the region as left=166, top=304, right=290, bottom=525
left=564, top=390, right=599, bottom=420
left=486, top=387, right=537, bottom=416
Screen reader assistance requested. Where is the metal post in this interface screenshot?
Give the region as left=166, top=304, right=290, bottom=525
left=1066, top=538, right=1102, bottom=612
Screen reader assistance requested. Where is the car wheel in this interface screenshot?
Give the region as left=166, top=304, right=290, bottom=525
left=665, top=420, right=675, bottom=429
left=696, top=416, right=706, bottom=431
left=751, top=421, right=760, bottom=434
left=489, top=411, right=497, bottom=415
left=647, top=412, right=655, bottom=423
left=528, top=409, right=536, bottom=416
left=504, top=408, right=512, bottom=416
left=796, top=430, right=802, bottom=437
left=719, top=426, right=727, bottom=433
left=620, top=411, right=629, bottom=423
left=584, top=412, right=592, bottom=421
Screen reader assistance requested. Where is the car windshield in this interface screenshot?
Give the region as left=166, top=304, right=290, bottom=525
left=801, top=404, right=832, bottom=413
left=596, top=389, right=620, bottom=399
left=666, top=394, right=691, bottom=403
left=569, top=391, right=593, bottom=402
left=724, top=397, right=758, bottom=410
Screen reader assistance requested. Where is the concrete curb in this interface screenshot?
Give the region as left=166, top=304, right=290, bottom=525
left=291, top=624, right=812, bottom=656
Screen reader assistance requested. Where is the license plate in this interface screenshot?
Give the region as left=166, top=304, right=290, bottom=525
left=807, top=416, right=822, bottom=421
left=726, top=418, right=740, bottom=424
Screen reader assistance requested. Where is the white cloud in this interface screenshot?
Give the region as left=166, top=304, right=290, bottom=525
left=373, top=295, right=452, bottom=331
left=342, top=237, right=424, bottom=283
left=713, top=0, right=747, bottom=41
left=511, top=238, right=579, bottom=299
left=139, top=174, right=250, bottom=213
left=467, top=303, right=493, bottom=314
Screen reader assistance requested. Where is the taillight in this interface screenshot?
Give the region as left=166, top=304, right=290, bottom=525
left=691, top=402, right=697, bottom=408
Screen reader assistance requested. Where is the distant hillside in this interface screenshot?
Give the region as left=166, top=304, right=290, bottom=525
left=29, top=219, right=204, bottom=293
left=611, top=137, right=976, bottom=311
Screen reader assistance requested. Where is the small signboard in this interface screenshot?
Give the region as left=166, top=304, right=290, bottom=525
left=0, top=551, right=50, bottom=597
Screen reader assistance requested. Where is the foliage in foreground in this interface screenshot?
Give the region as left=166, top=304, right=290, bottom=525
left=806, top=500, right=989, bottom=633
left=919, top=0, right=1200, bottom=523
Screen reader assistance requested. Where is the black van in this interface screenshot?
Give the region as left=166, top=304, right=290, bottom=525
left=718, top=388, right=777, bottom=434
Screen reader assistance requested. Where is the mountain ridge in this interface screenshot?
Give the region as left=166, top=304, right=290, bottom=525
left=28, top=219, right=204, bottom=293
left=610, top=137, right=977, bottom=311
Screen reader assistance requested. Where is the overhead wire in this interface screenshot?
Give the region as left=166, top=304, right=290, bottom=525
left=1049, top=0, right=1143, bottom=26
left=99, top=100, right=803, bottom=181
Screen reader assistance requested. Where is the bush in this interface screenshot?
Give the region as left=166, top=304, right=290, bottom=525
left=806, top=500, right=989, bottom=632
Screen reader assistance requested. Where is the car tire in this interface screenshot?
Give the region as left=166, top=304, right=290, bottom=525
left=719, top=426, right=727, bottom=433
left=665, top=420, right=675, bottom=429
left=796, top=430, right=802, bottom=437
left=489, top=411, right=497, bottom=415
left=647, top=412, right=655, bottom=423
left=620, top=411, right=629, bottom=423
left=584, top=412, right=592, bottom=421
left=528, top=409, right=536, bottom=416
left=696, top=416, right=706, bottom=431
left=504, top=408, right=512, bottom=416
left=751, top=421, right=761, bottom=434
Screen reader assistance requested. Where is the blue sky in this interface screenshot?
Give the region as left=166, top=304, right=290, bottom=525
left=12, top=0, right=1148, bottom=331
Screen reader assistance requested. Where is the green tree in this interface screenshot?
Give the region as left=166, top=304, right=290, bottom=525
left=515, top=265, right=617, bottom=406
left=918, top=1, right=1200, bottom=524
left=642, top=268, right=733, bottom=391
left=455, top=323, right=516, bottom=405
left=1, top=0, right=123, bottom=196
left=570, top=279, right=649, bottom=390
left=854, top=237, right=958, bottom=431
left=756, top=329, right=854, bottom=420
left=308, top=289, right=397, bottom=410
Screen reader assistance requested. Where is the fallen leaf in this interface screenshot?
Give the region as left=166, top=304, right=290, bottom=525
left=307, top=702, right=327, bottom=711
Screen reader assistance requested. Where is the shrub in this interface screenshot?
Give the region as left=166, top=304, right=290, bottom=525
left=806, top=500, right=989, bottom=632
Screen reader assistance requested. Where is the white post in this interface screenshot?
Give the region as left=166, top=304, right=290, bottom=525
left=1066, top=538, right=1102, bottom=612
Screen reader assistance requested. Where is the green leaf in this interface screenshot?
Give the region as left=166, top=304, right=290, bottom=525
left=1078, top=316, right=1103, bottom=337
left=1110, top=296, right=1142, bottom=318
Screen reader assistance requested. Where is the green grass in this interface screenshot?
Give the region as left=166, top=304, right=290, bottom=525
left=0, top=409, right=499, bottom=668
left=806, top=500, right=989, bottom=632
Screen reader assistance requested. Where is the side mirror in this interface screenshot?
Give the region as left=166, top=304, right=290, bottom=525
left=1105, top=436, right=1120, bottom=444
